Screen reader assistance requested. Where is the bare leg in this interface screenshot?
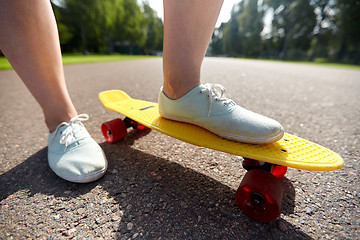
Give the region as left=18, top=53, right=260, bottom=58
left=162, top=0, right=224, bottom=99
left=0, top=0, right=77, bottom=131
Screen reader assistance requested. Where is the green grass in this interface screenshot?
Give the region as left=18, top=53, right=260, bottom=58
left=0, top=54, right=157, bottom=70
left=61, top=54, right=156, bottom=65
left=0, top=57, right=12, bottom=70
left=1, top=54, right=359, bottom=71
left=234, top=57, right=360, bottom=70
left=283, top=60, right=360, bottom=71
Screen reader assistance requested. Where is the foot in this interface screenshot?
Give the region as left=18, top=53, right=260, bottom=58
left=158, top=83, right=284, bottom=144
left=47, top=114, right=108, bottom=183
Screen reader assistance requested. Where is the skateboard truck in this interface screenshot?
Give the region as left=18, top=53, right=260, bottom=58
left=242, top=158, right=288, bottom=178
left=123, top=117, right=147, bottom=130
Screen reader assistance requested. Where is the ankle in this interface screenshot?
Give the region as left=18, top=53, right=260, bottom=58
left=163, top=66, right=201, bottom=99
left=163, top=81, right=200, bottom=100
left=45, top=111, right=78, bottom=132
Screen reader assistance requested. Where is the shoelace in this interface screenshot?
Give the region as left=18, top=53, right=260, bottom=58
left=60, top=114, right=89, bottom=149
left=201, top=83, right=232, bottom=117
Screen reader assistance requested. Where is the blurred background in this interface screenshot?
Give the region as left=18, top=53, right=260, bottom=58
left=49, top=0, right=359, bottom=65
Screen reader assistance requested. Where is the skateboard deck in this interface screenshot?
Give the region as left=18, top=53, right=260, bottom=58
left=99, top=90, right=343, bottom=171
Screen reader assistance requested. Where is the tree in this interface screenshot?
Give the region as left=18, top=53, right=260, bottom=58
left=56, top=0, right=92, bottom=54
left=267, top=0, right=316, bottom=60
left=52, top=3, right=73, bottom=46
left=210, top=23, right=226, bottom=56
left=308, top=0, right=336, bottom=60
left=213, top=0, right=265, bottom=58
left=237, top=0, right=265, bottom=57
left=210, top=0, right=359, bottom=64
left=334, top=0, right=360, bottom=64
left=52, top=0, right=162, bottom=54
left=222, top=3, right=244, bottom=57
left=143, top=2, right=164, bottom=53
left=113, top=0, right=147, bottom=53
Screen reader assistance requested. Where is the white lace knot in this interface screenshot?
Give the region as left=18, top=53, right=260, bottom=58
left=59, top=114, right=89, bottom=149
left=201, top=83, right=232, bottom=117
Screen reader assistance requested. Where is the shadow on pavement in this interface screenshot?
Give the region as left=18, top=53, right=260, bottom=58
left=0, top=129, right=310, bottom=239
left=0, top=149, right=99, bottom=202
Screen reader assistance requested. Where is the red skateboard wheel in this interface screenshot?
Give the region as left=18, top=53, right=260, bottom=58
left=101, top=118, right=127, bottom=143
left=236, top=169, right=284, bottom=222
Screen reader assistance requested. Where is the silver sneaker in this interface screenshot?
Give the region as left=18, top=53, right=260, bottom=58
left=48, top=114, right=107, bottom=183
left=158, top=83, right=284, bottom=144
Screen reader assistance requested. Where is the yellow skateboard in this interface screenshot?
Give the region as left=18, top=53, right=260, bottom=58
left=99, top=90, right=344, bottom=222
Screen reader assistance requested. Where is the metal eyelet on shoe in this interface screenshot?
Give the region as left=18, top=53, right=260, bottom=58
left=215, top=98, right=219, bottom=102
left=199, top=91, right=203, bottom=95
left=223, top=103, right=227, bottom=106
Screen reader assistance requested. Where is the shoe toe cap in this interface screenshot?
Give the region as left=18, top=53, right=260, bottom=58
left=203, top=107, right=284, bottom=144
left=237, top=109, right=284, bottom=142
left=48, top=141, right=107, bottom=183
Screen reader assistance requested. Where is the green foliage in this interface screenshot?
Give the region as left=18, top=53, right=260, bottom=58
left=211, top=0, right=359, bottom=64
left=219, top=0, right=265, bottom=57
left=51, top=0, right=163, bottom=54
left=222, top=5, right=242, bottom=57
left=237, top=0, right=264, bottom=57
left=143, top=3, right=164, bottom=52
left=52, top=4, right=73, bottom=45
left=334, top=0, right=360, bottom=64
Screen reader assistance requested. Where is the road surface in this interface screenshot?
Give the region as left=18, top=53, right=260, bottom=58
left=1, top=58, right=359, bottom=239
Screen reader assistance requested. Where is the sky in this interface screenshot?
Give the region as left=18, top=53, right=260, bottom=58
left=147, top=0, right=242, bottom=27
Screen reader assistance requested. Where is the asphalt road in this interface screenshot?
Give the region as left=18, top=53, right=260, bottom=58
left=0, top=58, right=359, bottom=239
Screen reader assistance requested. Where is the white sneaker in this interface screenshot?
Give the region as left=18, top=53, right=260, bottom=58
left=47, top=114, right=107, bottom=183
left=158, top=83, right=284, bottom=144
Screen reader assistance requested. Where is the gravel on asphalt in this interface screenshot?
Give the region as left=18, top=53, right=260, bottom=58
left=1, top=58, right=359, bottom=239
